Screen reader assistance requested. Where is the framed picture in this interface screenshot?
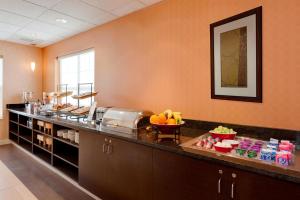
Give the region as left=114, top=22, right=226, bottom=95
left=210, top=7, right=262, bottom=102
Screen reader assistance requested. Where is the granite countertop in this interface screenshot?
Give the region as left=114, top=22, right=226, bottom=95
left=7, top=108, right=300, bottom=184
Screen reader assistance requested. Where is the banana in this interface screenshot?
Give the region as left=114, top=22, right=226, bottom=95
left=164, top=109, right=173, bottom=119
left=173, top=114, right=182, bottom=125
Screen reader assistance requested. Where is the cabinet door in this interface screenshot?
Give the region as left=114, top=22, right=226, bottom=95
left=79, top=131, right=109, bottom=199
left=228, top=168, right=300, bottom=200
left=105, top=137, right=153, bottom=200
left=153, top=149, right=223, bottom=200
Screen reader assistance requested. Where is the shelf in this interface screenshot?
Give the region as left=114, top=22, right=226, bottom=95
left=33, top=129, right=52, bottom=137
left=19, top=138, right=32, bottom=152
left=9, top=133, right=18, bottom=143
left=53, top=137, right=79, bottom=148
left=9, top=121, right=18, bottom=133
left=33, top=143, right=51, bottom=154
left=19, top=123, right=32, bottom=130
left=53, top=157, right=78, bottom=181
left=71, top=92, right=97, bottom=100
left=33, top=146, right=51, bottom=164
left=9, top=112, right=18, bottom=122
left=19, top=115, right=30, bottom=128
left=53, top=138, right=79, bottom=167
left=9, top=120, right=18, bottom=125
left=9, top=131, right=18, bottom=137
left=19, top=125, right=32, bottom=143
left=19, top=135, right=32, bottom=143
left=53, top=154, right=78, bottom=168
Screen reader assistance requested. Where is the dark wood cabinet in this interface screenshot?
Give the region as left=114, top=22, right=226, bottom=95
left=153, top=149, right=300, bottom=200
left=227, top=168, right=300, bottom=200
left=153, top=149, right=223, bottom=200
left=79, top=130, right=110, bottom=199
left=105, top=136, right=153, bottom=200
left=79, top=131, right=153, bottom=200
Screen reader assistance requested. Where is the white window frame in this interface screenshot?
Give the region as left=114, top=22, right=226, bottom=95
left=58, top=49, right=95, bottom=106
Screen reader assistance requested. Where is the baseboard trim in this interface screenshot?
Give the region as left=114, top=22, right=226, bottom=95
left=0, top=139, right=11, bottom=145
left=11, top=142, right=101, bottom=200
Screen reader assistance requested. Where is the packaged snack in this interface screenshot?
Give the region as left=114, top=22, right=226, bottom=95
left=236, top=148, right=246, bottom=156
left=247, top=150, right=257, bottom=158
left=260, top=149, right=272, bottom=161
left=276, top=151, right=289, bottom=166
left=270, top=138, right=279, bottom=144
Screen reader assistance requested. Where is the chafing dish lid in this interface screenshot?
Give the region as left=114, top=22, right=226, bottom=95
left=102, top=108, right=152, bottom=129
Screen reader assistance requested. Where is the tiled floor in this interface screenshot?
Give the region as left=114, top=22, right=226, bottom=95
left=0, top=161, right=37, bottom=199
left=0, top=144, right=95, bottom=200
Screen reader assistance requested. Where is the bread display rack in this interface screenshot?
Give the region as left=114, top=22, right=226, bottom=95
left=55, top=83, right=97, bottom=120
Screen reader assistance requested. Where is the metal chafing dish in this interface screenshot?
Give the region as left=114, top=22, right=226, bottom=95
left=95, top=106, right=111, bottom=124
left=101, top=108, right=153, bottom=135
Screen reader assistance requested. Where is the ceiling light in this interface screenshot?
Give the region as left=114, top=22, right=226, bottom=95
left=55, top=18, right=67, bottom=24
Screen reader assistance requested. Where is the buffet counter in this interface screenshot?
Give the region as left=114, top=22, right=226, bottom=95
left=7, top=107, right=300, bottom=184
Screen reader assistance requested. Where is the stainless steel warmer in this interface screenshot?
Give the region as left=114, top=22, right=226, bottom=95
left=95, top=107, right=111, bottom=124
left=101, top=108, right=153, bottom=135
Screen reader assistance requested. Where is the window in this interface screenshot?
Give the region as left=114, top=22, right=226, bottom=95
left=0, top=57, right=2, bottom=118
left=59, top=50, right=95, bottom=106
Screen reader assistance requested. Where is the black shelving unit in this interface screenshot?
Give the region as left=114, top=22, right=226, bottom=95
left=9, top=131, right=18, bottom=143
left=53, top=137, right=79, bottom=148
left=19, top=126, right=32, bottom=142
left=8, top=111, right=79, bottom=181
left=33, top=145, right=51, bottom=164
left=53, top=156, right=78, bottom=181
left=9, top=121, right=18, bottom=134
left=19, top=115, right=29, bottom=126
left=53, top=139, right=79, bottom=166
left=19, top=137, right=32, bottom=152
left=9, top=112, right=18, bottom=123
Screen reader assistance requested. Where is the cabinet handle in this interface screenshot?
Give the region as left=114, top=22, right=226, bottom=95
left=218, top=169, right=223, bottom=194
left=102, top=143, right=107, bottom=153
left=102, top=138, right=108, bottom=153
left=107, top=140, right=113, bottom=154
left=218, top=178, right=221, bottom=194
left=231, top=182, right=235, bottom=199
left=231, top=173, right=237, bottom=199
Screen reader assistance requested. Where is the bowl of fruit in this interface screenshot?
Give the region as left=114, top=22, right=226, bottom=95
left=150, top=109, right=184, bottom=134
left=209, top=126, right=237, bottom=140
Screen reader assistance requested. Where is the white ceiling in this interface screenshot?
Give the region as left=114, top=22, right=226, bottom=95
left=0, top=0, right=162, bottom=47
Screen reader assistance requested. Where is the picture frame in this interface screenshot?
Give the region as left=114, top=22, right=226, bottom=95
left=210, top=7, right=262, bottom=102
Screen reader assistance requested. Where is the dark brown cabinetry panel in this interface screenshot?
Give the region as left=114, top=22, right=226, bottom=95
left=79, top=131, right=153, bottom=200
left=105, top=137, right=153, bottom=200
left=153, top=149, right=300, bottom=200
left=79, top=130, right=109, bottom=199
left=153, top=149, right=222, bottom=200
left=228, top=169, right=300, bottom=200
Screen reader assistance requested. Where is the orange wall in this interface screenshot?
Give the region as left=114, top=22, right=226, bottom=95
left=43, top=0, right=300, bottom=131
left=0, top=41, right=42, bottom=140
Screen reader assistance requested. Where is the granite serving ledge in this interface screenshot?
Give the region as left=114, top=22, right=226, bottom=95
left=7, top=107, right=300, bottom=184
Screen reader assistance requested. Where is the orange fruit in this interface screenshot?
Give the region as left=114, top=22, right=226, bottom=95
left=150, top=115, right=159, bottom=124
left=158, top=113, right=167, bottom=124
left=167, top=118, right=176, bottom=125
